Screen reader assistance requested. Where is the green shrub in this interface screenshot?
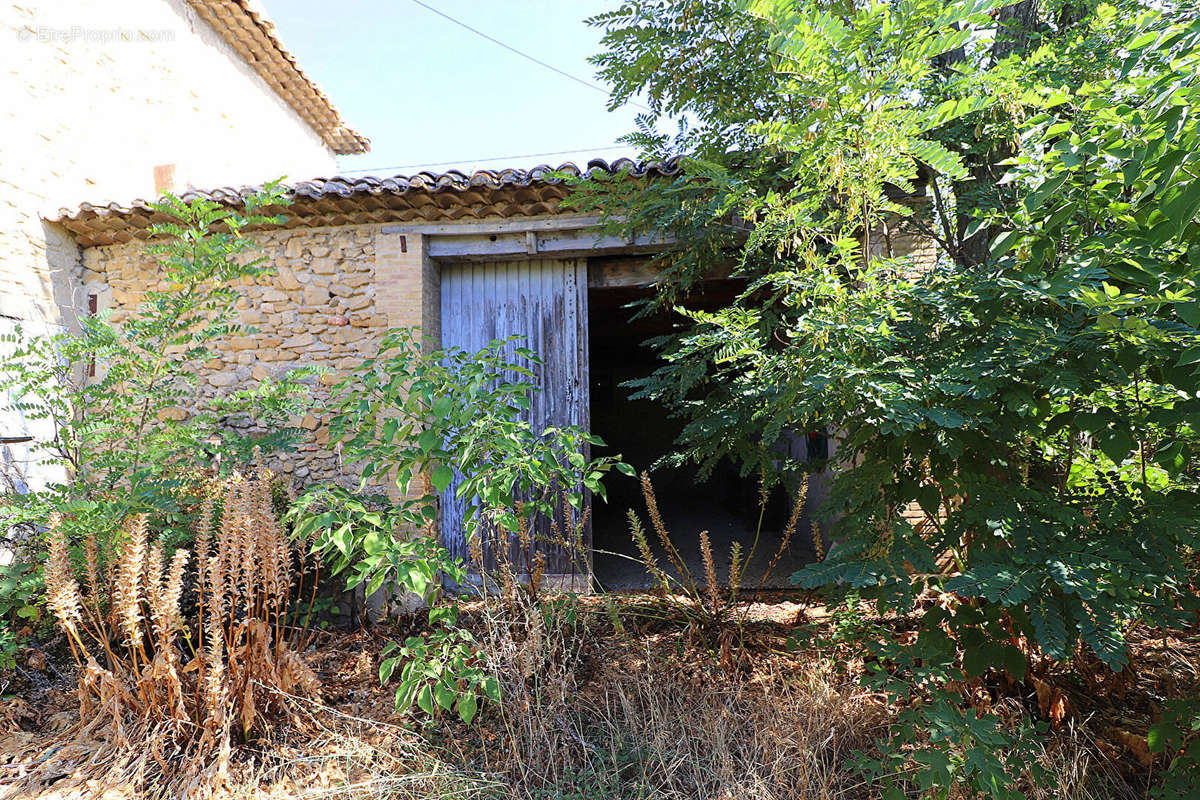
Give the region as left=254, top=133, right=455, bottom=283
left=0, top=622, right=17, bottom=674
left=298, top=328, right=627, bottom=723
left=327, top=328, right=628, bottom=559
left=1149, top=699, right=1200, bottom=800
left=0, top=184, right=316, bottom=568
left=379, top=606, right=498, bottom=726
left=287, top=483, right=465, bottom=606
left=0, top=561, right=40, bottom=627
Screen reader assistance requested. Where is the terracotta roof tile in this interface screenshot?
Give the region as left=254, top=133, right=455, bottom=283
left=54, top=158, right=681, bottom=247
left=188, top=0, right=368, bottom=154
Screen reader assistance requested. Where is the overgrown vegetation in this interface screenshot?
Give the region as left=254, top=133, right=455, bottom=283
left=2, top=2, right=1199, bottom=797
left=290, top=329, right=629, bottom=724
left=0, top=186, right=315, bottom=660
left=571, top=0, right=1200, bottom=794
left=33, top=466, right=319, bottom=794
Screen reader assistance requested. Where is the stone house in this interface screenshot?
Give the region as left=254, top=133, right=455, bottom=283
left=51, top=164, right=936, bottom=589
left=51, top=163, right=698, bottom=588
left=1, top=0, right=366, bottom=491
left=8, top=0, right=936, bottom=588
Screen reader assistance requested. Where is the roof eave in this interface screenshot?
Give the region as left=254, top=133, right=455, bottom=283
left=52, top=158, right=682, bottom=247
left=188, top=0, right=368, bottom=154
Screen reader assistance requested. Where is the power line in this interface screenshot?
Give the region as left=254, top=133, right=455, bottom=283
left=338, top=144, right=636, bottom=175
left=408, top=0, right=651, bottom=113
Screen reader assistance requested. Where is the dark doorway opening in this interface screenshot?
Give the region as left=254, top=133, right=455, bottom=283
left=587, top=270, right=819, bottom=592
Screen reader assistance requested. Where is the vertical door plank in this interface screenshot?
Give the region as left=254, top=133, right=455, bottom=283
left=439, top=259, right=591, bottom=581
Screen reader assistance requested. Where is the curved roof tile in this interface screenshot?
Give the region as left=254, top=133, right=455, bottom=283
left=188, top=0, right=368, bottom=154
left=53, top=158, right=681, bottom=247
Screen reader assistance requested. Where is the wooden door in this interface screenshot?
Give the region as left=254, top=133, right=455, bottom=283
left=438, top=259, right=590, bottom=581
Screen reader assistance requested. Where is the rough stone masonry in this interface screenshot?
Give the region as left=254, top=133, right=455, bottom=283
left=81, top=222, right=438, bottom=489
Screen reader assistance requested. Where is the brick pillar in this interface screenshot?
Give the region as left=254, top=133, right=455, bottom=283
left=374, top=230, right=440, bottom=505
left=376, top=230, right=439, bottom=348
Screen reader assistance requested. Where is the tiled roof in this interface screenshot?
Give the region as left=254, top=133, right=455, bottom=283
left=188, top=0, right=368, bottom=154
left=54, top=159, right=681, bottom=247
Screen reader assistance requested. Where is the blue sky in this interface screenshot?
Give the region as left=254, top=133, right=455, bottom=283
left=264, top=0, right=646, bottom=177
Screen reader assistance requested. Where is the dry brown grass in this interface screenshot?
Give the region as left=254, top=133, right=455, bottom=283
left=455, top=571, right=879, bottom=800
left=5, top=461, right=1174, bottom=800
left=1, top=597, right=1150, bottom=800
left=562, top=656, right=886, bottom=800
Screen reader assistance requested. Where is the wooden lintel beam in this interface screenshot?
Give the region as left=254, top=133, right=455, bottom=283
left=382, top=214, right=603, bottom=237
left=587, top=259, right=659, bottom=288
left=427, top=229, right=670, bottom=262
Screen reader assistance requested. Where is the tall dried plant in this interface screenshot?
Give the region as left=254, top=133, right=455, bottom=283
left=629, top=472, right=810, bottom=640
left=473, top=491, right=593, bottom=604
left=39, top=465, right=319, bottom=791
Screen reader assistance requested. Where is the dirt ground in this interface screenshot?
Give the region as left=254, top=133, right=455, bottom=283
left=0, top=594, right=1194, bottom=799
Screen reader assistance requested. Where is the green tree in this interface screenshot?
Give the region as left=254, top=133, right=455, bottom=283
left=579, top=0, right=1199, bottom=682
left=583, top=1, right=1200, bottom=792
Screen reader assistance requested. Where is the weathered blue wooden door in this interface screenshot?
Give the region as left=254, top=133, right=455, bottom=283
left=438, top=259, right=590, bottom=582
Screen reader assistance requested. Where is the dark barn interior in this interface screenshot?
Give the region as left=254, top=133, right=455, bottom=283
left=586, top=263, right=819, bottom=592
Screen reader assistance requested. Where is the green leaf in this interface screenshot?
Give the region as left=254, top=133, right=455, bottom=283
left=1162, top=178, right=1200, bottom=231
left=434, top=680, right=456, bottom=711
left=1175, top=301, right=1200, bottom=328
left=432, top=395, right=455, bottom=419
left=916, top=484, right=940, bottom=517
left=1148, top=723, right=1167, bottom=754
left=1155, top=440, right=1188, bottom=475
left=418, top=428, right=440, bottom=453
left=379, top=656, right=398, bottom=685
left=1024, top=173, right=1070, bottom=213
left=962, top=642, right=991, bottom=679
left=362, top=529, right=386, bottom=555
left=1031, top=599, right=1070, bottom=660
left=999, top=644, right=1028, bottom=681
left=416, top=684, right=435, bottom=716
left=431, top=464, right=455, bottom=493
left=1176, top=346, right=1200, bottom=367
left=457, top=691, right=478, bottom=725
left=366, top=568, right=389, bottom=599
left=394, top=679, right=419, bottom=711
left=1097, top=428, right=1135, bottom=464
left=922, top=95, right=993, bottom=131
left=333, top=523, right=353, bottom=556
left=429, top=605, right=459, bottom=627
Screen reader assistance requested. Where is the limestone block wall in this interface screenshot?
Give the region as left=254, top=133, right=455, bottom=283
left=869, top=199, right=941, bottom=275
left=886, top=227, right=939, bottom=273
left=81, top=224, right=434, bottom=489
left=2, top=0, right=338, bottom=327
left=1, top=0, right=340, bottom=490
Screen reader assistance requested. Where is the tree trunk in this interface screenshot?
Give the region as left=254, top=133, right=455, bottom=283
left=992, top=0, right=1041, bottom=63
left=952, top=0, right=1043, bottom=267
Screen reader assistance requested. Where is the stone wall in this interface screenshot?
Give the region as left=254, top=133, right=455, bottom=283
left=81, top=224, right=432, bottom=489
left=869, top=198, right=941, bottom=275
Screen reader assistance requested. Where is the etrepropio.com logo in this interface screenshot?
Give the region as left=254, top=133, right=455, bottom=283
left=15, top=26, right=176, bottom=44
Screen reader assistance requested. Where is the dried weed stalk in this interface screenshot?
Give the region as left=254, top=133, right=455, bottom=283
left=472, top=492, right=592, bottom=602
left=630, top=471, right=809, bottom=633
left=39, top=465, right=320, bottom=793
left=474, top=578, right=590, bottom=791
